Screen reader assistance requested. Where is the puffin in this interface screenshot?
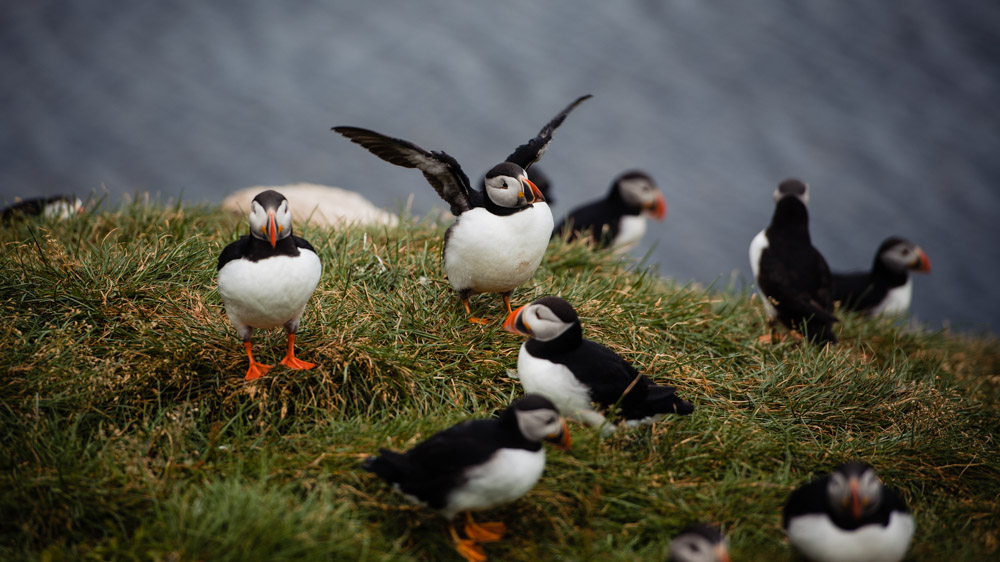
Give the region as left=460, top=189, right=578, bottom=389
left=480, top=165, right=555, bottom=206
left=748, top=179, right=838, bottom=345
left=832, top=236, right=931, bottom=316
left=217, top=189, right=322, bottom=381
left=552, top=170, right=666, bottom=251
left=1, top=194, right=84, bottom=222
left=333, top=94, right=591, bottom=323
left=362, top=394, right=570, bottom=562
left=783, top=461, right=915, bottom=562
left=503, top=296, right=693, bottom=432
left=668, top=523, right=731, bottom=562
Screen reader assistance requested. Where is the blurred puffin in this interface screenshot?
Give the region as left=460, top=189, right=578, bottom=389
left=503, top=296, right=693, bottom=432
left=552, top=170, right=666, bottom=251
left=832, top=236, right=931, bottom=316
left=217, top=190, right=322, bottom=381
left=2, top=194, right=84, bottom=222
left=783, top=461, right=914, bottom=562
left=669, top=523, right=731, bottom=562
left=749, top=179, right=838, bottom=345
left=363, top=394, right=570, bottom=562
left=334, top=94, right=591, bottom=323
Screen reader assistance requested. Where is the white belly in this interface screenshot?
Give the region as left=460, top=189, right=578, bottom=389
left=443, top=447, right=546, bottom=519
left=787, top=512, right=915, bottom=562
left=218, top=251, right=322, bottom=331
left=748, top=229, right=777, bottom=318
left=517, top=346, right=601, bottom=424
left=610, top=215, right=647, bottom=252
left=872, top=279, right=912, bottom=315
left=443, top=203, right=553, bottom=293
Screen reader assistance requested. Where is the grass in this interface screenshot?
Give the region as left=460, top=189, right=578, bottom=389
left=1, top=198, right=998, bottom=561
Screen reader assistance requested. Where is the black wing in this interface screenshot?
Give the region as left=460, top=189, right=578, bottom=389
left=832, top=271, right=885, bottom=313
left=333, top=126, right=474, bottom=216
left=552, top=199, right=618, bottom=247
left=504, top=94, right=592, bottom=171
left=291, top=235, right=316, bottom=254
left=783, top=476, right=828, bottom=528
left=217, top=235, right=251, bottom=270
left=759, top=244, right=839, bottom=343
left=555, top=339, right=651, bottom=409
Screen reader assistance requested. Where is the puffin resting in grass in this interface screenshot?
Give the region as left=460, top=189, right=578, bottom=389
left=362, top=394, right=570, bottom=562
left=217, top=189, right=322, bottom=380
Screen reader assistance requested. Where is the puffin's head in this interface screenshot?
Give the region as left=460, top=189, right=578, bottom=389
left=483, top=162, right=544, bottom=208
left=877, top=236, right=931, bottom=274
left=615, top=170, right=666, bottom=220
left=668, top=523, right=731, bottom=562
left=773, top=178, right=809, bottom=206
left=503, top=296, right=579, bottom=342
left=827, top=461, right=884, bottom=521
left=506, top=394, right=570, bottom=450
left=248, top=190, right=292, bottom=248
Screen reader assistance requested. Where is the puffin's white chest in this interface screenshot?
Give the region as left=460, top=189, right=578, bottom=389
left=443, top=447, right=546, bottom=518
left=610, top=215, right=647, bottom=252
left=517, top=345, right=594, bottom=416
left=786, top=511, right=915, bottom=562
left=443, top=203, right=553, bottom=293
left=872, top=279, right=912, bottom=316
left=218, top=251, right=322, bottom=329
left=748, top=229, right=777, bottom=318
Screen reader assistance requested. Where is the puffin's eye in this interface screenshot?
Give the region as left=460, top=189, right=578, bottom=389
left=901, top=249, right=910, bottom=256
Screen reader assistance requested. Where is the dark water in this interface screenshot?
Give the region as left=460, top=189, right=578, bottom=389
left=2, top=1, right=998, bottom=333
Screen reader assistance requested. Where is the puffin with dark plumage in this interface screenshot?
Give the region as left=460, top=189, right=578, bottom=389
left=552, top=170, right=666, bottom=251
left=669, top=523, right=731, bottom=562
left=2, top=194, right=84, bottom=222
left=749, top=179, right=838, bottom=345
left=363, top=394, right=570, bottom=562
left=833, top=236, right=931, bottom=316
left=503, top=296, right=693, bottom=432
left=334, top=94, right=591, bottom=323
left=783, top=461, right=915, bottom=562
left=217, top=190, right=322, bottom=381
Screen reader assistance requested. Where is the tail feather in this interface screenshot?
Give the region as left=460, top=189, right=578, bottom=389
left=638, top=384, right=694, bottom=416
left=802, top=316, right=838, bottom=345
left=362, top=449, right=409, bottom=483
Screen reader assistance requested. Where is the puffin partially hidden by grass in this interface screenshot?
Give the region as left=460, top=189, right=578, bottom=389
left=832, top=236, right=931, bottom=316
left=1, top=194, right=84, bottom=222
left=783, top=461, right=915, bottom=562
left=552, top=170, right=667, bottom=251
left=217, top=190, right=322, bottom=381
left=362, top=394, right=570, bottom=562
left=333, top=95, right=591, bottom=323
left=503, top=296, right=693, bottom=432
left=668, top=523, right=731, bottom=562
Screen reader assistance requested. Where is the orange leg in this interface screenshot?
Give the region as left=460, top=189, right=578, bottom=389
left=449, top=523, right=487, bottom=562
left=501, top=293, right=513, bottom=316
left=279, top=333, right=316, bottom=370
left=463, top=296, right=488, bottom=325
left=464, top=512, right=506, bottom=542
left=243, top=341, right=272, bottom=381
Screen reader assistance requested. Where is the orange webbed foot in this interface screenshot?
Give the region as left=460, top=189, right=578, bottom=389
left=280, top=355, right=316, bottom=370
left=464, top=520, right=505, bottom=542
left=450, top=523, right=488, bottom=562
left=244, top=362, right=272, bottom=381
left=468, top=316, right=490, bottom=325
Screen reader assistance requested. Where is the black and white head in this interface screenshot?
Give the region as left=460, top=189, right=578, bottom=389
left=773, top=178, right=809, bottom=205
left=668, top=523, right=731, bottom=562
left=248, top=190, right=293, bottom=248
left=483, top=162, right=545, bottom=208
left=615, top=170, right=666, bottom=220
left=507, top=394, right=571, bottom=448
left=503, top=296, right=579, bottom=342
left=43, top=196, right=85, bottom=219
left=876, top=237, right=931, bottom=274
left=827, top=461, right=885, bottom=521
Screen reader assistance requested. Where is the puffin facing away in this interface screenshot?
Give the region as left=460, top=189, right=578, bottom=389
left=669, top=523, right=731, bottom=562
left=217, top=190, right=322, bottom=381
left=553, top=170, right=666, bottom=251
left=503, top=296, right=693, bottom=432
left=2, top=195, right=84, bottom=222
left=334, top=94, right=591, bottom=323
left=784, top=461, right=915, bottom=562
left=749, top=179, right=838, bottom=345
left=833, top=236, right=931, bottom=316
left=363, top=394, right=570, bottom=562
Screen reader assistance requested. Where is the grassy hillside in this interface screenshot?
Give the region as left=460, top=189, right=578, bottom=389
left=1, top=200, right=998, bottom=561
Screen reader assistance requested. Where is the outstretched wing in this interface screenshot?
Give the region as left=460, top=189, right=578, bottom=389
left=333, top=126, right=474, bottom=216
left=504, top=94, right=592, bottom=171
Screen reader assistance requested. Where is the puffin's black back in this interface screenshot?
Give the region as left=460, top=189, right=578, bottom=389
left=552, top=171, right=649, bottom=247
left=1, top=195, right=75, bottom=222
left=832, top=237, right=911, bottom=312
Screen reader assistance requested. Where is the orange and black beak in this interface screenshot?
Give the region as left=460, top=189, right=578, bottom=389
left=503, top=305, right=529, bottom=336
left=849, top=477, right=863, bottom=519
left=715, top=543, right=732, bottom=562
left=545, top=419, right=571, bottom=450
left=647, top=193, right=667, bottom=220
left=266, top=210, right=277, bottom=248
left=522, top=177, right=545, bottom=203
left=912, top=247, right=931, bottom=273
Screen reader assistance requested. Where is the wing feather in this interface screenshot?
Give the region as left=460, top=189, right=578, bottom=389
left=504, top=94, right=592, bottom=170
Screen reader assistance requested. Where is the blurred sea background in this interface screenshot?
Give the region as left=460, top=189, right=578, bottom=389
left=2, top=0, right=997, bottom=333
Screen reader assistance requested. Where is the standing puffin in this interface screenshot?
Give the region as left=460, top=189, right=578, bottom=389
left=669, top=523, right=731, bottom=562
left=2, top=194, right=84, bottom=222
left=363, top=394, right=570, bottom=562
left=503, top=296, right=693, bottom=432
left=552, top=170, right=667, bottom=251
left=783, top=461, right=915, bottom=562
left=217, top=190, right=322, bottom=381
left=748, top=179, right=838, bottom=345
left=833, top=236, right=931, bottom=316
left=333, top=94, right=591, bottom=323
